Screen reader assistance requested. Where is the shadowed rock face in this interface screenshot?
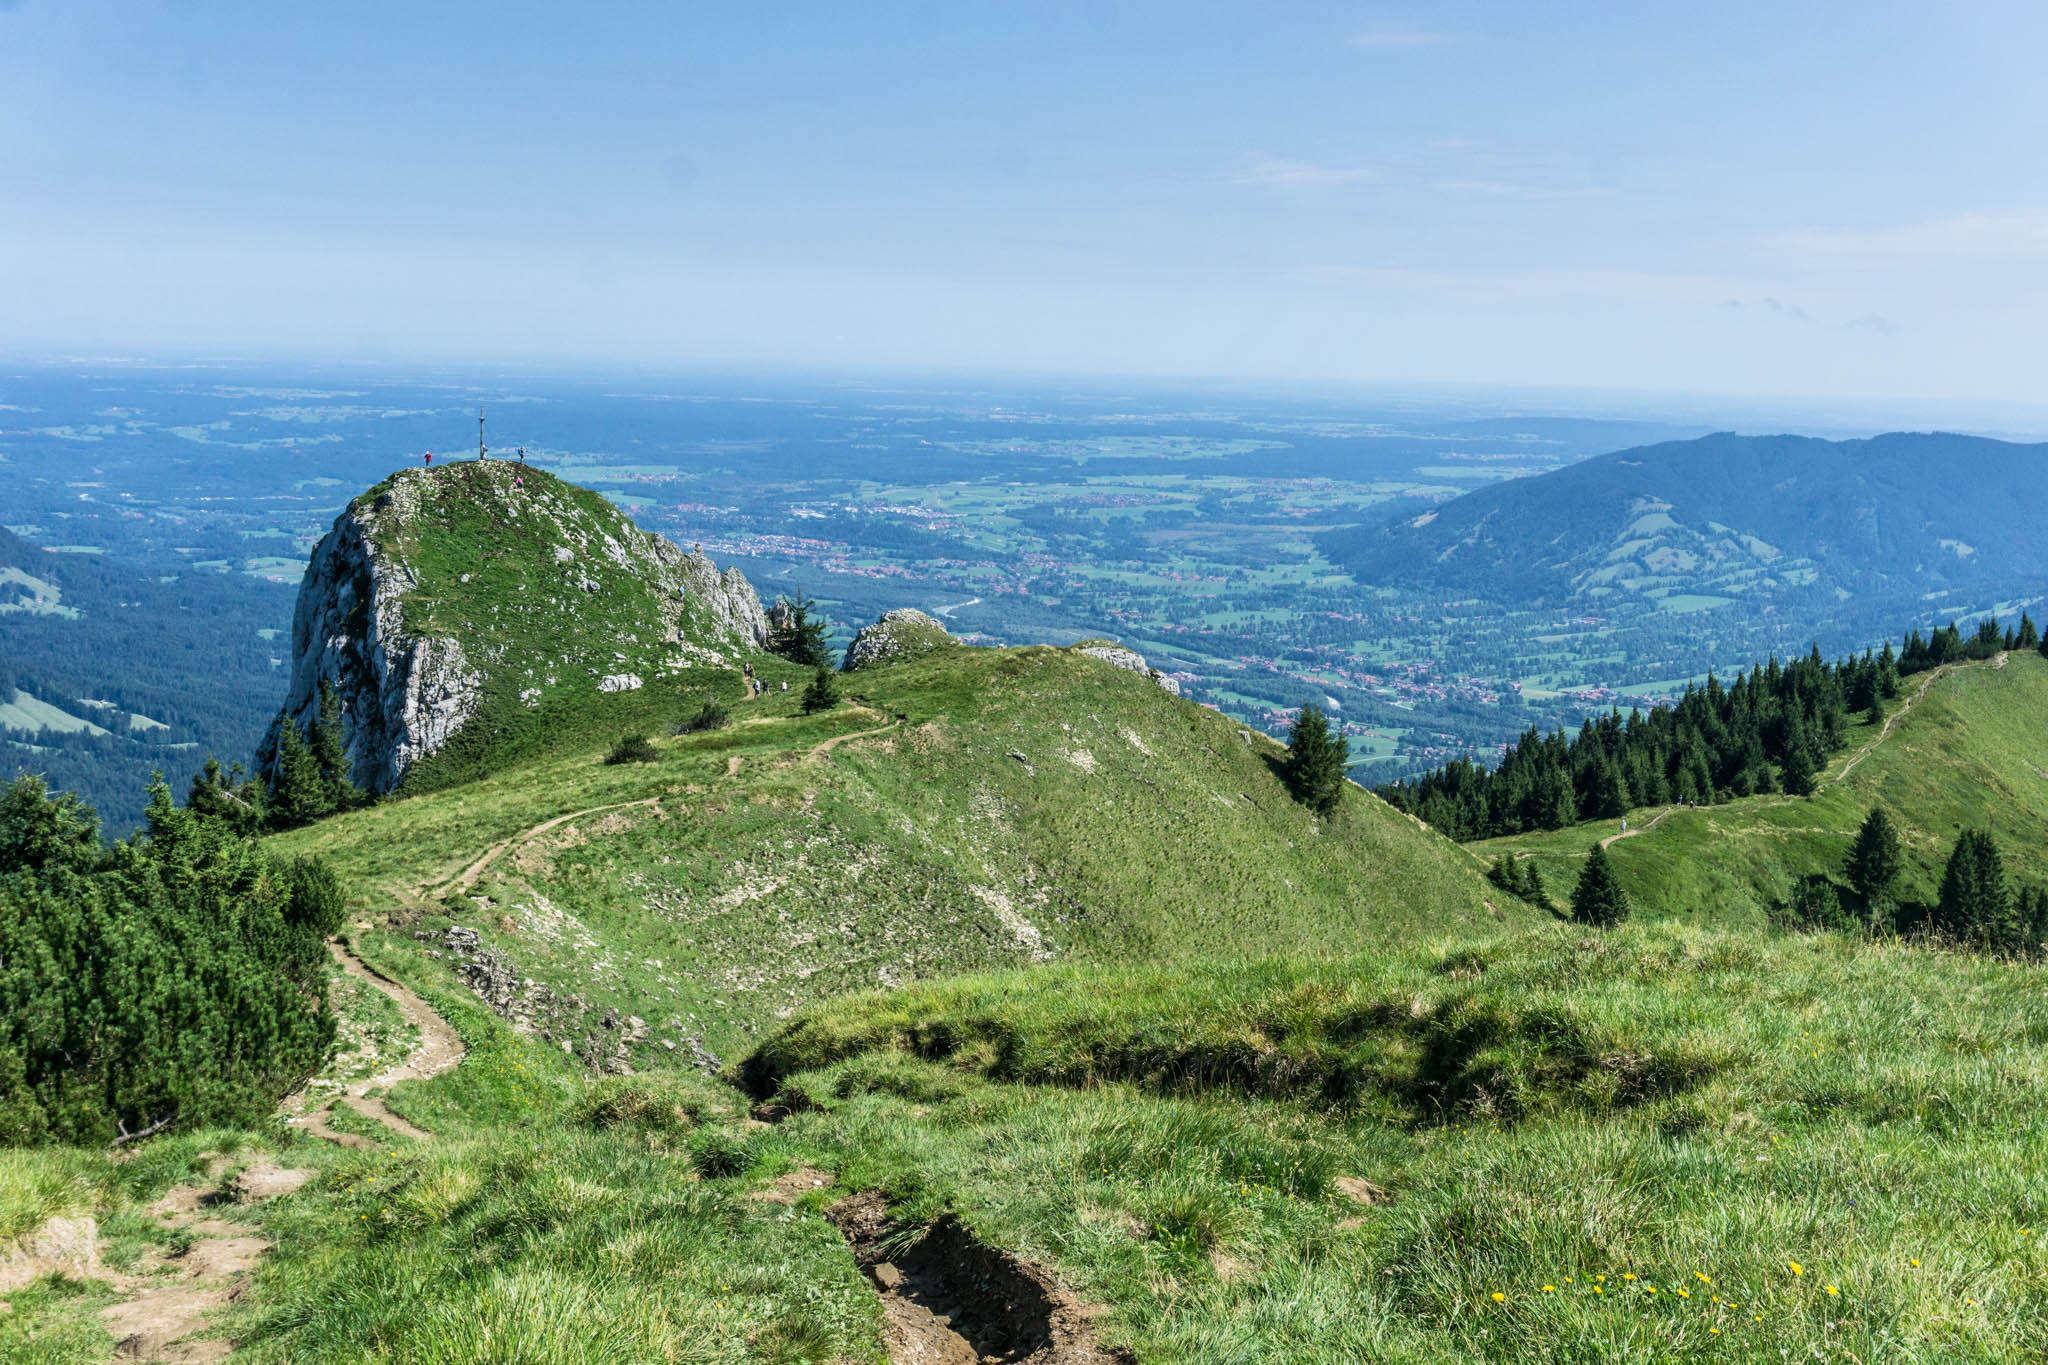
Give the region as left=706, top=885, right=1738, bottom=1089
left=268, top=463, right=768, bottom=794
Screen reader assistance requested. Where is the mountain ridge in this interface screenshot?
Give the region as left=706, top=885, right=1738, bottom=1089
left=1318, top=430, right=2048, bottom=608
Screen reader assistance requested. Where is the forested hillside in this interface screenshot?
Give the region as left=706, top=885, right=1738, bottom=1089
left=0, top=528, right=290, bottom=831
left=1382, top=614, right=2032, bottom=842
left=1473, top=644, right=2048, bottom=931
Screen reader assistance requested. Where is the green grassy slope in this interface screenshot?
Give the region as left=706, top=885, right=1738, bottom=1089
left=1471, top=653, right=2048, bottom=924
left=271, top=641, right=1512, bottom=1061
left=740, top=924, right=2048, bottom=1361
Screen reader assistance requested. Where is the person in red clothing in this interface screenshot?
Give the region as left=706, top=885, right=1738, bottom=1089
left=424, top=450, right=433, bottom=466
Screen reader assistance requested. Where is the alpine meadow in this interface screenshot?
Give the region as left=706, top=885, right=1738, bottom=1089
left=4, top=6, right=2048, bottom=1364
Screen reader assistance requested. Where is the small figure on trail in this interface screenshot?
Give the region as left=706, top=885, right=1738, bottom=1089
left=1620, top=817, right=1628, bottom=834
left=424, top=450, right=433, bottom=466
left=780, top=680, right=788, bottom=693
left=517, top=446, right=527, bottom=464
left=514, top=473, right=525, bottom=490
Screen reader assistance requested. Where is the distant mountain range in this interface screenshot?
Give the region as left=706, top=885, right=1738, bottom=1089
left=1319, top=431, right=2048, bottom=609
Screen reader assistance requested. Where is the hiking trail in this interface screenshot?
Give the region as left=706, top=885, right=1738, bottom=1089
left=75, top=941, right=464, bottom=1360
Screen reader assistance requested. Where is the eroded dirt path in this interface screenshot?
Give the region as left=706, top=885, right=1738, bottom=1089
left=830, top=1192, right=1129, bottom=1365
left=63, top=1158, right=317, bottom=1362
left=806, top=711, right=901, bottom=760
left=79, top=942, right=467, bottom=1358
left=285, top=941, right=466, bottom=1147
left=1834, top=661, right=1952, bottom=783
left=439, top=795, right=663, bottom=898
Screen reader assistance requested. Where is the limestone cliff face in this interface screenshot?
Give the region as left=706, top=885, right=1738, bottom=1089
left=270, top=463, right=768, bottom=794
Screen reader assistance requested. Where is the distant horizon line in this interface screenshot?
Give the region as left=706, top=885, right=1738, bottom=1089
left=6, top=346, right=2048, bottom=439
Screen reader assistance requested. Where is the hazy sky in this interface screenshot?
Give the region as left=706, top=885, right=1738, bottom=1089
left=4, top=2, right=2045, bottom=400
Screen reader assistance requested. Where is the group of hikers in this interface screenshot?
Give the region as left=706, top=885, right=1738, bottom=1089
left=741, top=661, right=787, bottom=698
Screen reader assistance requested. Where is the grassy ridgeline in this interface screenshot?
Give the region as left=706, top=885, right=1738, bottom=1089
left=1476, top=652, right=2048, bottom=925
left=272, top=641, right=1511, bottom=1058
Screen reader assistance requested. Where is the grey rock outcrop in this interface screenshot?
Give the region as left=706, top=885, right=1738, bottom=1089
left=269, top=503, right=483, bottom=795
left=1076, top=642, right=1183, bottom=696
left=268, top=464, right=769, bottom=794
left=842, top=608, right=955, bottom=671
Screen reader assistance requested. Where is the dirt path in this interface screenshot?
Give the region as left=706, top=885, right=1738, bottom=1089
left=807, top=712, right=900, bottom=760
left=285, top=941, right=466, bottom=1147
left=1832, top=661, right=1951, bottom=783
left=81, top=1158, right=318, bottom=1362
left=1598, top=804, right=1677, bottom=849
left=79, top=941, right=468, bottom=1357
left=438, top=795, right=663, bottom=898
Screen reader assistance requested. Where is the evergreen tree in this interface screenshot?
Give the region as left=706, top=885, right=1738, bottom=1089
left=1936, top=829, right=2018, bottom=951
left=267, top=713, right=333, bottom=828
left=800, top=665, right=841, bottom=714
left=187, top=757, right=266, bottom=835
left=307, top=680, right=358, bottom=812
left=1524, top=862, right=1554, bottom=914
left=1571, top=843, right=1631, bottom=927
left=2023, top=612, right=2042, bottom=650
left=1866, top=693, right=1885, bottom=728
left=1281, top=704, right=1349, bottom=817
left=1779, top=744, right=1815, bottom=797
left=1845, top=807, right=1902, bottom=923
left=771, top=591, right=833, bottom=669
left=0, top=775, right=337, bottom=1145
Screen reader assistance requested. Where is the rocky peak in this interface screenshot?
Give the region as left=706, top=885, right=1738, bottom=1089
left=270, top=462, right=768, bottom=794
left=842, top=608, right=955, bottom=671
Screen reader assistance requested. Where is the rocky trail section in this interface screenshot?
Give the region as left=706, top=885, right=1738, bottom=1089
left=55, top=941, right=467, bottom=1358
left=286, top=941, right=466, bottom=1148
left=829, top=1193, right=1130, bottom=1365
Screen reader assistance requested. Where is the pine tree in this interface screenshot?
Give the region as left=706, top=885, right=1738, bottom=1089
left=1571, top=843, right=1631, bottom=927
left=771, top=591, right=833, bottom=669
left=307, top=680, right=357, bottom=812
left=1524, top=862, right=1554, bottom=914
left=1937, top=829, right=2017, bottom=951
left=800, top=665, right=841, bottom=714
left=2022, top=613, right=2042, bottom=650
left=1779, top=743, right=1816, bottom=797
left=1846, top=807, right=1901, bottom=924
left=1281, top=704, right=1349, bottom=817
left=267, top=713, right=332, bottom=828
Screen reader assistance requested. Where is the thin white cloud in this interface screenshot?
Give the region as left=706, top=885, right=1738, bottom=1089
left=1234, top=153, right=1372, bottom=189
left=1350, top=27, right=1451, bottom=48
left=1781, top=209, right=2048, bottom=259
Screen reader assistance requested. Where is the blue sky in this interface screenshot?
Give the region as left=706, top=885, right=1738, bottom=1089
left=3, top=2, right=2045, bottom=400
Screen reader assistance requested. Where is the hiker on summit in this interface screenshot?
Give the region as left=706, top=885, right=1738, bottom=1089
left=424, top=451, right=433, bottom=466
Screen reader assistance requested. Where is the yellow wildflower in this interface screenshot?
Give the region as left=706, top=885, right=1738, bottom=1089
left=1592, top=1285, right=1603, bottom=1294
left=1542, top=1285, right=1556, bottom=1293
left=1788, top=1261, right=1803, bottom=1276
left=1674, top=1288, right=1690, bottom=1299
left=1622, top=1272, right=1636, bottom=1282
left=1491, top=1292, right=1505, bottom=1303
left=1909, top=1258, right=1920, bottom=1268
left=1695, top=1272, right=1711, bottom=1284
left=1825, top=1284, right=1840, bottom=1297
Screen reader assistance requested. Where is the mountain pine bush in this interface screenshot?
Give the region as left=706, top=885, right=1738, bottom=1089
left=0, top=776, right=337, bottom=1145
